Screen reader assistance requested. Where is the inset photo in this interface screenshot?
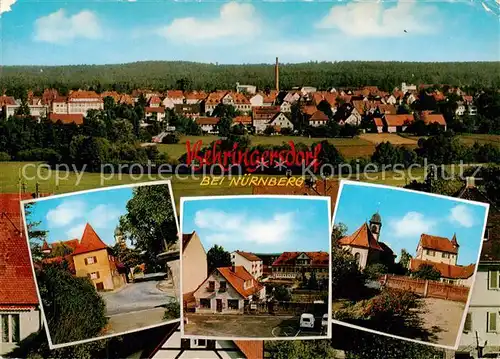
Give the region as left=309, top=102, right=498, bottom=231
left=180, top=195, right=332, bottom=341
left=21, top=180, right=181, bottom=349
left=330, top=180, right=489, bottom=350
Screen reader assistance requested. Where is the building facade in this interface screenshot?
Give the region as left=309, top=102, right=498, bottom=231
left=182, top=232, right=208, bottom=294
left=270, top=251, right=329, bottom=280
left=231, top=251, right=263, bottom=280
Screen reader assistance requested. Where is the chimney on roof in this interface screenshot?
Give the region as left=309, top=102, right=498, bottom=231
left=275, top=57, right=279, bottom=92
left=466, top=177, right=475, bottom=188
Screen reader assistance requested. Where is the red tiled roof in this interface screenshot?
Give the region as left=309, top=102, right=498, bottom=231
left=0, top=194, right=39, bottom=306
left=252, top=106, right=280, bottom=121
left=217, top=266, right=263, bottom=298
left=233, top=115, right=252, bottom=125
left=263, top=90, right=278, bottom=104
left=302, top=105, right=317, bottom=116
left=419, top=233, right=458, bottom=254
left=205, top=91, right=227, bottom=105
left=309, top=110, right=329, bottom=122
left=422, top=113, right=447, bottom=126
left=384, top=114, right=414, bottom=127
left=234, top=341, right=264, bottom=359
left=68, top=90, right=101, bottom=101
left=374, top=117, right=384, bottom=127
left=48, top=113, right=84, bottom=125
left=231, top=92, right=250, bottom=104
left=184, top=91, right=207, bottom=101
left=50, top=238, right=79, bottom=251
left=272, top=251, right=329, bottom=267
left=166, top=90, right=184, bottom=99
left=101, top=91, right=121, bottom=101
left=0, top=95, right=16, bottom=106
left=119, top=94, right=134, bottom=105
left=235, top=250, right=262, bottom=262
left=196, top=116, right=219, bottom=125
left=148, top=96, right=162, bottom=105
left=72, top=223, right=108, bottom=256
left=410, top=259, right=475, bottom=279
left=145, top=106, right=165, bottom=113
left=338, top=223, right=383, bottom=251
left=378, top=104, right=397, bottom=115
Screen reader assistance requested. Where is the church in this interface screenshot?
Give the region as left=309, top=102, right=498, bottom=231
left=338, top=212, right=396, bottom=270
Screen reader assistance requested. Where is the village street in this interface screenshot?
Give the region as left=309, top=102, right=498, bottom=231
left=101, top=278, right=178, bottom=316
left=101, top=278, right=179, bottom=334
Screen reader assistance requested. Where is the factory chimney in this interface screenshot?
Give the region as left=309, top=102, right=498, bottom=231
left=275, top=57, right=279, bottom=92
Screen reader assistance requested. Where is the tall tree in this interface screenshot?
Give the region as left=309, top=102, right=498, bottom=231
left=206, top=245, right=232, bottom=273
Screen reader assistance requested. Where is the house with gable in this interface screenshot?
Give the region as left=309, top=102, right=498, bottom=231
left=338, top=212, right=396, bottom=270
left=308, top=110, right=329, bottom=127
left=268, top=112, right=294, bottom=132
left=162, top=90, right=185, bottom=109
left=271, top=251, right=329, bottom=280
left=231, top=251, right=263, bottom=280
left=252, top=106, right=280, bottom=133
left=0, top=194, right=42, bottom=355
left=182, top=231, right=208, bottom=295
left=409, top=233, right=476, bottom=286
left=72, top=223, right=126, bottom=291
left=191, top=266, right=265, bottom=314
left=454, top=177, right=500, bottom=358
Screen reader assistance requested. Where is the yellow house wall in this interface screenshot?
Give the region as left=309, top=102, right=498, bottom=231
left=73, top=249, right=114, bottom=290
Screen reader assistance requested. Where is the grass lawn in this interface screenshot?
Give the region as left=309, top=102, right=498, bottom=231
left=458, top=134, right=500, bottom=146
left=157, top=135, right=377, bottom=160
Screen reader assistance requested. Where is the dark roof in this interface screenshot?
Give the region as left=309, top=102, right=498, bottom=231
left=370, top=212, right=382, bottom=224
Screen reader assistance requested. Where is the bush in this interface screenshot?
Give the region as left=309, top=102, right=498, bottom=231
left=280, top=127, right=293, bottom=135
left=36, top=263, right=107, bottom=345
left=163, top=299, right=181, bottom=320
left=16, top=148, right=62, bottom=163
left=162, top=132, right=180, bottom=144
left=363, top=264, right=387, bottom=281
left=0, top=152, right=11, bottom=161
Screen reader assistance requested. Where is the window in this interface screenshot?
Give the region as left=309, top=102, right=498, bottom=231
left=1, top=314, right=20, bottom=343
left=85, top=256, right=97, bottom=265
left=228, top=299, right=239, bottom=310
left=463, top=313, right=472, bottom=332
left=207, top=281, right=215, bottom=291
left=442, top=253, right=450, bottom=258
left=485, top=227, right=490, bottom=241
left=88, top=272, right=100, bottom=280
left=219, top=281, right=227, bottom=292
left=488, top=312, right=497, bottom=332
left=426, top=250, right=435, bottom=256
left=193, top=339, right=207, bottom=347
left=354, top=253, right=361, bottom=265
left=489, top=271, right=499, bottom=290
left=200, top=299, right=211, bottom=309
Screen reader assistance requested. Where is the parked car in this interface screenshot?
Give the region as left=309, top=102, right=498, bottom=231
left=300, top=313, right=315, bottom=329
left=321, top=313, right=329, bottom=327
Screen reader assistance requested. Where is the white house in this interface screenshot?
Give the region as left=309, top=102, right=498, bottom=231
left=235, top=83, right=257, bottom=95
left=67, top=90, right=104, bottom=115
left=401, top=82, right=417, bottom=93
left=231, top=251, right=263, bottom=280
left=456, top=101, right=466, bottom=116
left=249, top=94, right=264, bottom=107
left=269, top=112, right=294, bottom=131
left=308, top=110, right=329, bottom=127
left=163, top=91, right=185, bottom=109
left=192, top=266, right=265, bottom=314
left=280, top=101, right=291, bottom=113
left=195, top=117, right=219, bottom=134
left=455, top=178, right=500, bottom=358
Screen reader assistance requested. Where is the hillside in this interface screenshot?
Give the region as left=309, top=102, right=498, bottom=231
left=1, top=61, right=499, bottom=95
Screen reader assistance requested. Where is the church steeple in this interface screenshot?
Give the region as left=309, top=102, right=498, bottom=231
left=369, top=211, right=382, bottom=242
left=451, top=233, right=459, bottom=248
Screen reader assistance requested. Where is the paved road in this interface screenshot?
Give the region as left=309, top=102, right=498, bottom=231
left=101, top=280, right=176, bottom=316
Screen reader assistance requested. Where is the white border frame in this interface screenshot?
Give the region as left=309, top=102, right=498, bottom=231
left=20, top=180, right=181, bottom=350
left=179, top=194, right=333, bottom=341
left=330, top=179, right=490, bottom=351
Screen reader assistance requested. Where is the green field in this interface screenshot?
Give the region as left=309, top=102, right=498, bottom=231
left=157, top=135, right=376, bottom=160
left=458, top=134, right=500, bottom=146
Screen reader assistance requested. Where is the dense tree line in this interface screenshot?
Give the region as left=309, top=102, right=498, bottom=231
left=2, top=61, right=499, bottom=97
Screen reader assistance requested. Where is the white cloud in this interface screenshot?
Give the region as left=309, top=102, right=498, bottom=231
left=158, top=2, right=261, bottom=43
left=0, top=0, right=16, bottom=16
left=66, top=223, right=86, bottom=239
left=389, top=212, right=437, bottom=238
left=34, top=9, right=103, bottom=44
left=316, top=1, right=436, bottom=37
left=88, top=204, right=122, bottom=229
left=46, top=200, right=86, bottom=228
left=194, top=209, right=296, bottom=245
left=448, top=204, right=475, bottom=228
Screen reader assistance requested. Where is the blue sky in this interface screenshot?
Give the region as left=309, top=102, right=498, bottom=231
left=181, top=196, right=330, bottom=253
left=334, top=183, right=489, bottom=266
left=1, top=1, right=499, bottom=65
left=24, top=187, right=133, bottom=247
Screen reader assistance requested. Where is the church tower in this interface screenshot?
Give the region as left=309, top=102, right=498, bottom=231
left=369, top=212, right=382, bottom=242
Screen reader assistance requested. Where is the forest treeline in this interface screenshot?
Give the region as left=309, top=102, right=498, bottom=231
left=1, top=61, right=499, bottom=95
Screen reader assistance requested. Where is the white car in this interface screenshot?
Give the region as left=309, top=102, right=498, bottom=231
left=300, top=313, right=315, bottom=329
left=321, top=313, right=329, bottom=327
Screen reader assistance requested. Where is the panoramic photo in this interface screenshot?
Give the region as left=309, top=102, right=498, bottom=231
left=0, top=0, right=498, bottom=358
left=180, top=195, right=332, bottom=340
left=330, top=181, right=489, bottom=350
left=20, top=181, right=180, bottom=349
